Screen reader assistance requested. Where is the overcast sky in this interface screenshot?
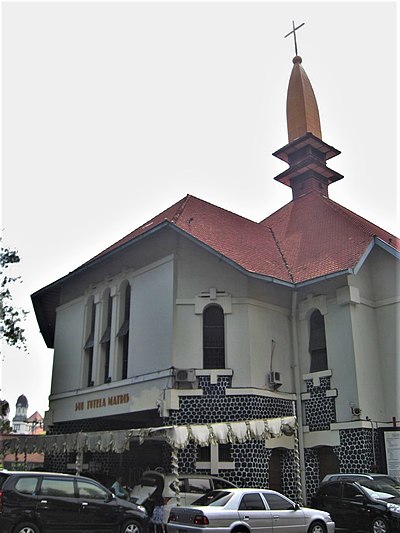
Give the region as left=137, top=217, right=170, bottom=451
left=1, top=1, right=398, bottom=421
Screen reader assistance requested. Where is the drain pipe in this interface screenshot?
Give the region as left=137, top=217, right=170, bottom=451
left=291, top=291, right=306, bottom=502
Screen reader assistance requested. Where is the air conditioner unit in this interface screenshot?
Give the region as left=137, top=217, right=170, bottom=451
left=175, top=368, right=196, bottom=382
left=267, top=371, right=282, bottom=387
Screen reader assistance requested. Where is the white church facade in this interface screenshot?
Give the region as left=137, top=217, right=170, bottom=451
left=31, top=52, right=399, bottom=501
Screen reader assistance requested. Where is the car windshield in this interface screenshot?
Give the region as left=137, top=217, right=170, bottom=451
left=191, top=490, right=233, bottom=506
left=373, top=477, right=400, bottom=489
left=359, top=479, right=400, bottom=499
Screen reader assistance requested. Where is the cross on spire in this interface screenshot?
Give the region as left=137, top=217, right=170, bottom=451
left=284, top=20, right=305, bottom=56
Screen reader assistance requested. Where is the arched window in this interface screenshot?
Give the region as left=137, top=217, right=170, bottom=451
left=203, top=304, right=225, bottom=369
left=84, top=296, right=96, bottom=387
left=100, top=290, right=112, bottom=383
left=117, top=282, right=131, bottom=380
left=309, top=310, right=328, bottom=372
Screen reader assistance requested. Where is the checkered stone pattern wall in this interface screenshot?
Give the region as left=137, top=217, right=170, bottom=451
left=43, top=451, right=70, bottom=473
left=337, top=428, right=380, bottom=473
left=281, top=449, right=298, bottom=501
left=168, top=376, right=294, bottom=425
left=304, top=377, right=336, bottom=431
left=304, top=448, right=320, bottom=503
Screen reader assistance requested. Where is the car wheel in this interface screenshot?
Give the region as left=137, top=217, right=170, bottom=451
left=120, top=519, right=143, bottom=533
left=12, top=523, right=40, bottom=533
left=307, top=521, right=327, bottom=533
left=371, top=517, right=390, bottom=533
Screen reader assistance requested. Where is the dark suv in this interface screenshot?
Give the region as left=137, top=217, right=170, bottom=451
left=0, top=470, right=149, bottom=533
left=311, top=479, right=400, bottom=532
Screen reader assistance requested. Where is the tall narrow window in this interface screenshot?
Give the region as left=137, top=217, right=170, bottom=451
left=309, top=310, right=328, bottom=372
left=100, top=292, right=112, bottom=383
left=117, top=282, right=131, bottom=380
left=203, top=304, right=225, bottom=369
left=84, top=298, right=96, bottom=387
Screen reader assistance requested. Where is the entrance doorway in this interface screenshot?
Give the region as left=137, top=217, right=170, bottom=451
left=317, top=446, right=339, bottom=482
left=268, top=448, right=283, bottom=492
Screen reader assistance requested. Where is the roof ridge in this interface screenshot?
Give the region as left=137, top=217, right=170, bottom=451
left=320, top=194, right=399, bottom=244
left=268, top=226, right=294, bottom=283
left=171, top=194, right=192, bottom=224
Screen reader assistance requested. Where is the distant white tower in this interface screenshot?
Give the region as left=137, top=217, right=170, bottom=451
left=12, top=394, right=30, bottom=434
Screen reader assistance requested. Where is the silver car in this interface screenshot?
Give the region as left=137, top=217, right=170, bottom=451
left=167, top=488, right=335, bottom=533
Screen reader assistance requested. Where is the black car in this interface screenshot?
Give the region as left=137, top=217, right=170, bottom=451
left=311, top=479, right=400, bottom=532
left=0, top=470, right=149, bottom=533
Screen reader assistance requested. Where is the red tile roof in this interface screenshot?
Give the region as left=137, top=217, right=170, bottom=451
left=27, top=411, right=43, bottom=423
left=261, top=192, right=399, bottom=283
left=86, top=192, right=399, bottom=285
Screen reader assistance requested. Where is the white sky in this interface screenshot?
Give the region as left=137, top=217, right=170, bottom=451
left=1, top=1, right=398, bottom=421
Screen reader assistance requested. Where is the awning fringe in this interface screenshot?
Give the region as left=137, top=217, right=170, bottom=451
left=1, top=416, right=296, bottom=455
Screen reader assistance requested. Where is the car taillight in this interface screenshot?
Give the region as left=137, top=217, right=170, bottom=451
left=168, top=512, right=177, bottom=522
left=194, top=515, right=209, bottom=525
left=0, top=490, right=3, bottom=511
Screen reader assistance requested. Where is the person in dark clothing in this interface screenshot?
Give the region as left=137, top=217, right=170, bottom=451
left=149, top=473, right=165, bottom=533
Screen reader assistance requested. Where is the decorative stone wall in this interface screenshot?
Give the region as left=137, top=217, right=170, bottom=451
left=304, top=377, right=336, bottom=431
left=304, top=448, right=320, bottom=503
left=337, top=428, right=381, bottom=473
left=167, top=376, right=293, bottom=425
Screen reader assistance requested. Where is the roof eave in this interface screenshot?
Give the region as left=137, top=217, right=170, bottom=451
left=169, top=224, right=294, bottom=288
left=295, top=268, right=354, bottom=288
left=353, top=236, right=400, bottom=275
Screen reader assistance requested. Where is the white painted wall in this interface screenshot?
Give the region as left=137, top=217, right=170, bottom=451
left=129, top=258, right=174, bottom=375
left=174, top=240, right=294, bottom=390
left=52, top=298, right=85, bottom=394
left=324, top=300, right=358, bottom=422
left=376, top=303, right=400, bottom=420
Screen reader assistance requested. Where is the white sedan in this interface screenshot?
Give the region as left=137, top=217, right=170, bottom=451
left=167, top=488, right=335, bottom=533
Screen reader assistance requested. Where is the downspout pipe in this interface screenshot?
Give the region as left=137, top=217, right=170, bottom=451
left=291, top=291, right=306, bottom=502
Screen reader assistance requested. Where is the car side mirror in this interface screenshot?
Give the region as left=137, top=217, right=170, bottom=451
left=294, top=503, right=301, bottom=510
left=107, top=492, right=116, bottom=502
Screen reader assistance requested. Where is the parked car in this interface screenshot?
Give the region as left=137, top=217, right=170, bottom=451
left=130, top=471, right=237, bottom=523
left=167, top=487, right=335, bottom=533
left=311, top=479, right=400, bottom=532
left=321, top=473, right=400, bottom=488
left=0, top=469, right=149, bottom=533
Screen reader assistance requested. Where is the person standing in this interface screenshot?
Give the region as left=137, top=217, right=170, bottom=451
left=150, top=487, right=164, bottom=533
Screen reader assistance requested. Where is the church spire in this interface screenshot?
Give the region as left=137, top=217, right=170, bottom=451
left=284, top=21, right=322, bottom=142
left=272, top=28, right=343, bottom=200
left=286, top=55, right=322, bottom=142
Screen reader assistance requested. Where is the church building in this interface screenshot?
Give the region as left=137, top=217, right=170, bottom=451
left=31, top=49, right=399, bottom=501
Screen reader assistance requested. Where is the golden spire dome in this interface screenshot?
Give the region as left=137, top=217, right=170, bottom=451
left=286, top=55, right=322, bottom=142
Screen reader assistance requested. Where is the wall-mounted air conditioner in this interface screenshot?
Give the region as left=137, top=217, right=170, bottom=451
left=175, top=368, right=196, bottom=383
left=267, top=371, right=282, bottom=387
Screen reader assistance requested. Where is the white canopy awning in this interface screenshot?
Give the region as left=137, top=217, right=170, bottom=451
left=2, top=416, right=297, bottom=455
left=1, top=415, right=303, bottom=504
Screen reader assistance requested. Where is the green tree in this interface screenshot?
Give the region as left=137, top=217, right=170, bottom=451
left=0, top=241, right=28, bottom=351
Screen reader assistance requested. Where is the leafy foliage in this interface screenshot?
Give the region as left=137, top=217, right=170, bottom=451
left=0, top=241, right=28, bottom=352
left=0, top=399, right=10, bottom=417
left=0, top=400, right=11, bottom=434
left=0, top=418, right=12, bottom=433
